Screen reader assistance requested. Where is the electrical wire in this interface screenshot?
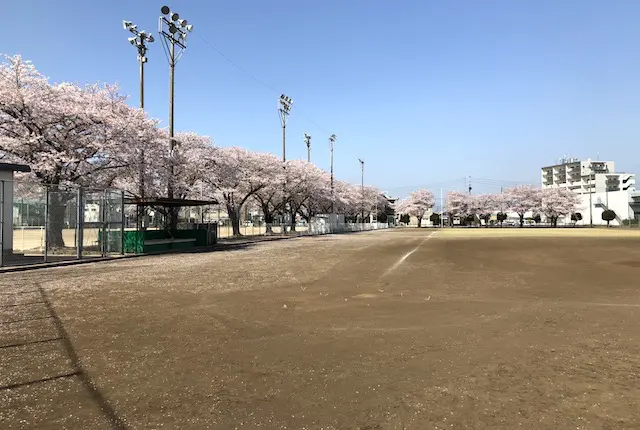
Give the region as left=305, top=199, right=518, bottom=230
left=195, top=32, right=330, bottom=133
left=192, top=34, right=540, bottom=187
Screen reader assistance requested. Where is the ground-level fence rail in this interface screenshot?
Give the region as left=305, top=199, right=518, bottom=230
left=1, top=180, right=125, bottom=268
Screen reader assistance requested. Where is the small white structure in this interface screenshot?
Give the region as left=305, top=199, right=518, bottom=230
left=1, top=163, right=31, bottom=263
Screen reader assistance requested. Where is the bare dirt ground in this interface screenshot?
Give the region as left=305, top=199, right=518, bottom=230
left=2, top=228, right=640, bottom=429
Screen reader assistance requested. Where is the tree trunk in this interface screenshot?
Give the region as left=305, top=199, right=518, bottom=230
left=228, top=205, right=241, bottom=236
left=261, top=203, right=274, bottom=234
left=168, top=207, right=180, bottom=230
left=290, top=208, right=296, bottom=232
left=519, top=214, right=524, bottom=228
left=417, top=216, right=423, bottom=228
left=47, top=192, right=66, bottom=249
left=46, top=187, right=80, bottom=250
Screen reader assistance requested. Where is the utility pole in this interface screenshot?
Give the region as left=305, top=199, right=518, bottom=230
left=358, top=158, right=364, bottom=223
left=159, top=6, right=193, bottom=227
left=329, top=134, right=337, bottom=213
left=587, top=167, right=593, bottom=226
left=278, top=94, right=293, bottom=232
left=440, top=188, right=444, bottom=228
left=123, top=20, right=154, bottom=230
left=304, top=133, right=311, bottom=163
left=468, top=176, right=472, bottom=194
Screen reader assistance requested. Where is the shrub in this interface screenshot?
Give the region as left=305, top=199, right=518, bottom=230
left=602, top=209, right=616, bottom=226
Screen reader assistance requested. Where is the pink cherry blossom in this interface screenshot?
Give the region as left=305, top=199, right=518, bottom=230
left=397, top=189, right=435, bottom=227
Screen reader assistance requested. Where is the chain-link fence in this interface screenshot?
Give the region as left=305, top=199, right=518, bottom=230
left=2, top=180, right=124, bottom=267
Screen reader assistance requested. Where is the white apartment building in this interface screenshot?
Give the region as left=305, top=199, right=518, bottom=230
left=541, top=158, right=634, bottom=193
left=541, top=158, right=637, bottom=226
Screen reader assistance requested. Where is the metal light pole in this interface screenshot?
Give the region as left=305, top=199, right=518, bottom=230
left=123, top=20, right=154, bottom=230
left=586, top=167, right=593, bottom=227
left=358, top=158, right=364, bottom=223
left=329, top=134, right=337, bottom=213
left=159, top=6, right=193, bottom=225
left=278, top=95, right=293, bottom=231
left=440, top=188, right=444, bottom=228
left=304, top=133, right=311, bottom=163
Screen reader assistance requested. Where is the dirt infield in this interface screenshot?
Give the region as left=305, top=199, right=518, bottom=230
left=2, top=229, right=640, bottom=429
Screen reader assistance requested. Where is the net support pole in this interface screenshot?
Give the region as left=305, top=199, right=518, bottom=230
left=76, top=187, right=83, bottom=260
left=121, top=191, right=125, bottom=255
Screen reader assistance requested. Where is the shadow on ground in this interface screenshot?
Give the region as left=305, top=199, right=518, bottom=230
left=0, top=284, right=127, bottom=429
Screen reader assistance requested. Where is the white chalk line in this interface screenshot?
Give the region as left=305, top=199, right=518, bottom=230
left=383, top=232, right=436, bottom=276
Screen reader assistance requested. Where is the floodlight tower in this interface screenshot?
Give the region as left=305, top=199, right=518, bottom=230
left=359, top=158, right=365, bottom=223
left=123, top=21, right=154, bottom=228
left=278, top=95, right=293, bottom=163
left=304, top=133, right=311, bottom=163
left=329, top=134, right=337, bottom=213
left=158, top=6, right=193, bottom=203
left=278, top=95, right=293, bottom=229
left=123, top=21, right=154, bottom=110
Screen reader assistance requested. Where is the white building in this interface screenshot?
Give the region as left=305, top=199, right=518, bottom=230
left=541, top=158, right=634, bottom=194
left=541, top=158, right=637, bottom=226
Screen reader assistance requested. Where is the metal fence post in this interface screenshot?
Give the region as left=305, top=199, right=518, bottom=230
left=44, top=186, right=49, bottom=263
left=0, top=180, right=4, bottom=268
left=121, top=190, right=125, bottom=255
left=76, top=187, right=83, bottom=259
left=101, top=189, right=107, bottom=257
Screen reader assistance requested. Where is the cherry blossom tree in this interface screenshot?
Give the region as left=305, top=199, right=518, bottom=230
left=0, top=55, right=157, bottom=187
left=472, top=194, right=497, bottom=227
left=116, top=131, right=212, bottom=198
left=446, top=191, right=471, bottom=226
left=374, top=193, right=395, bottom=223
left=540, top=187, right=581, bottom=227
left=334, top=181, right=361, bottom=222
left=251, top=154, right=285, bottom=234
left=201, top=147, right=273, bottom=237
left=396, top=188, right=435, bottom=227
left=492, top=192, right=509, bottom=226
left=504, top=185, right=542, bottom=228
left=297, top=170, right=333, bottom=222
left=360, top=185, right=383, bottom=222
left=0, top=54, right=157, bottom=246
left=300, top=170, right=335, bottom=217
left=286, top=160, right=327, bottom=231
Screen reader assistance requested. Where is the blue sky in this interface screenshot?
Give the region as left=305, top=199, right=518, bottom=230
left=3, top=0, right=640, bottom=197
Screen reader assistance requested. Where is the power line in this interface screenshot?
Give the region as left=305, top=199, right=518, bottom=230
left=195, top=32, right=330, bottom=133
left=386, top=176, right=537, bottom=196
left=385, top=178, right=468, bottom=192
left=196, top=33, right=280, bottom=93
left=470, top=176, right=532, bottom=185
